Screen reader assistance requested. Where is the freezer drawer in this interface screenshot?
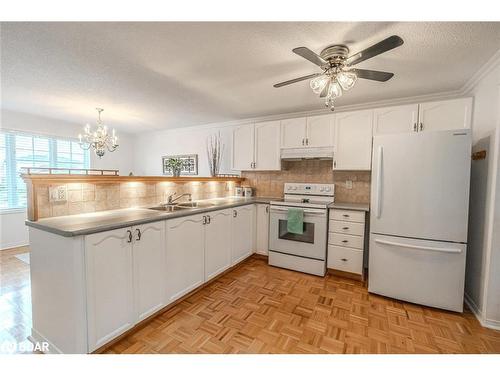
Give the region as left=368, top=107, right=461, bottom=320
left=368, top=233, right=466, bottom=312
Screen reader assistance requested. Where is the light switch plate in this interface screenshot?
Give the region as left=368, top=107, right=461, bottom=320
left=49, top=186, right=68, bottom=202
left=345, top=180, right=353, bottom=190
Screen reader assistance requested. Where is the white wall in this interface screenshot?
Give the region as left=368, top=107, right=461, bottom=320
left=0, top=109, right=136, bottom=250
left=465, top=55, right=500, bottom=328
left=133, top=124, right=236, bottom=176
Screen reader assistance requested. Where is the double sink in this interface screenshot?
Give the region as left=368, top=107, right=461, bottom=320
left=148, top=201, right=216, bottom=212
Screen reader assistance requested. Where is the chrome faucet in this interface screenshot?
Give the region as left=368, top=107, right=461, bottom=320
left=166, top=192, right=192, bottom=205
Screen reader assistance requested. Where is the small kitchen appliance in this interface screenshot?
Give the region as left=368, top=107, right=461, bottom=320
left=269, top=183, right=335, bottom=276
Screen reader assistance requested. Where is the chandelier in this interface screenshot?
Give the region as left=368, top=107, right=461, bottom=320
left=79, top=108, right=118, bottom=158
left=310, top=67, right=357, bottom=111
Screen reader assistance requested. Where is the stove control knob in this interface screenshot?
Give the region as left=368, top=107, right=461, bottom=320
left=320, top=187, right=325, bottom=192
left=324, top=187, right=331, bottom=192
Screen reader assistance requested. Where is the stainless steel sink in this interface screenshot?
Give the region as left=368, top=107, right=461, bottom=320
left=176, top=201, right=215, bottom=208
left=148, top=205, right=190, bottom=212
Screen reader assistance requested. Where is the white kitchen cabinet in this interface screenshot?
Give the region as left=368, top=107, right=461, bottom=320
left=306, top=114, right=334, bottom=147
left=204, top=209, right=232, bottom=281
left=334, top=110, right=373, bottom=170
left=418, top=97, right=472, bottom=132
left=165, top=214, right=205, bottom=303
left=231, top=123, right=255, bottom=171
left=373, top=104, right=419, bottom=135
left=132, top=222, right=166, bottom=322
left=255, top=204, right=270, bottom=255
left=85, top=228, right=135, bottom=352
left=281, top=117, right=307, bottom=148
left=232, top=121, right=280, bottom=171
left=254, top=120, right=281, bottom=170
left=231, top=205, right=255, bottom=264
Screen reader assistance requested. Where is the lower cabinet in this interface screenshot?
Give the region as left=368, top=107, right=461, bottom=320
left=165, top=214, right=205, bottom=304
left=231, top=205, right=255, bottom=264
left=255, top=204, right=270, bottom=255
left=85, top=222, right=166, bottom=352
left=204, top=209, right=232, bottom=281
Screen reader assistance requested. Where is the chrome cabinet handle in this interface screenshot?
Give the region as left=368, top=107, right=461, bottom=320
left=341, top=258, right=348, bottom=262
left=413, top=123, right=417, bottom=132
left=206, top=215, right=211, bottom=224
left=265, top=206, right=269, bottom=213
left=302, top=139, right=305, bottom=146
left=342, top=240, right=349, bottom=243
left=306, top=138, right=309, bottom=145
left=135, top=228, right=141, bottom=241
left=343, top=214, right=350, bottom=217
left=126, top=230, right=132, bottom=243
left=233, top=210, right=237, bottom=218
left=342, top=227, right=349, bottom=230
left=419, top=122, right=423, bottom=131
left=334, top=160, right=337, bottom=168
left=202, top=215, right=207, bottom=225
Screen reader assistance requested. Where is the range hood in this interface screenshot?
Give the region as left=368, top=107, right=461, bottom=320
left=280, top=147, right=334, bottom=160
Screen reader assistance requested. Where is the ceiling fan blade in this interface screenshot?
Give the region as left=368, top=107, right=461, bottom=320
left=354, top=69, right=394, bottom=82
left=292, top=47, right=327, bottom=67
left=273, top=73, right=320, bottom=88
left=347, top=35, right=404, bottom=66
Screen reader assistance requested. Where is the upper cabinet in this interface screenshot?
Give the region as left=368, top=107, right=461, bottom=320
left=374, top=98, right=472, bottom=136
left=281, top=117, right=307, bottom=148
left=418, top=98, right=472, bottom=132
left=281, top=115, right=334, bottom=149
left=232, top=121, right=281, bottom=171
left=306, top=115, right=334, bottom=148
left=334, top=110, right=373, bottom=171
left=374, top=104, right=419, bottom=135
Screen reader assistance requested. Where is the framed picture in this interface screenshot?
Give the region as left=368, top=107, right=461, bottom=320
left=162, top=154, right=198, bottom=175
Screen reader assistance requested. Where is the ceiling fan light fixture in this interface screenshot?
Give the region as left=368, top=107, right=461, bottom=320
left=310, top=74, right=329, bottom=94
left=337, top=70, right=357, bottom=91
left=326, top=79, right=342, bottom=99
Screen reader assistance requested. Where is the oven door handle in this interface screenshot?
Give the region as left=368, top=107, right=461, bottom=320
left=270, top=207, right=326, bottom=216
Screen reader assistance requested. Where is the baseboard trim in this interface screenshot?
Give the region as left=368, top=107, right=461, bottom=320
left=29, top=327, right=63, bottom=354
left=1, top=241, right=29, bottom=251
left=464, top=292, right=500, bottom=331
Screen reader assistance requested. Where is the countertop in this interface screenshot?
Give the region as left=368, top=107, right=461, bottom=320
left=328, top=202, right=370, bottom=211
left=25, top=197, right=275, bottom=237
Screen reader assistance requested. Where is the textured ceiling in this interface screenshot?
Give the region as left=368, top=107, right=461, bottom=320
left=1, top=22, right=500, bottom=133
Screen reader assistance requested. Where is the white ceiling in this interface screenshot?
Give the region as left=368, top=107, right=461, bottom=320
left=1, top=22, right=500, bottom=133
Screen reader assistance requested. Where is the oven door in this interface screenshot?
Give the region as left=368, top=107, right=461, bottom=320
left=269, top=206, right=327, bottom=260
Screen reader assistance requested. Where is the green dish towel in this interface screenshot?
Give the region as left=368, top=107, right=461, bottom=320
left=287, top=208, right=304, bottom=235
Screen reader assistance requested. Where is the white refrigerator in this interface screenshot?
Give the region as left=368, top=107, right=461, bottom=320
left=369, top=129, right=471, bottom=312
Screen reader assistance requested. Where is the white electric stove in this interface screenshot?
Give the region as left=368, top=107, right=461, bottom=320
left=268, top=183, right=335, bottom=276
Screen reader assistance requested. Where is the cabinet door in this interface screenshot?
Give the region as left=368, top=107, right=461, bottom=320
left=255, top=204, right=269, bottom=255
left=205, top=209, right=232, bottom=281
left=231, top=205, right=255, bottom=265
left=132, top=222, right=166, bottom=322
left=254, top=120, right=281, bottom=170
left=231, top=123, right=255, bottom=170
left=373, top=104, right=418, bottom=135
left=334, top=110, right=373, bottom=170
left=418, top=98, right=472, bottom=132
left=85, top=228, right=134, bottom=352
left=306, top=114, right=334, bottom=147
left=281, top=117, right=307, bottom=148
left=165, top=215, right=205, bottom=303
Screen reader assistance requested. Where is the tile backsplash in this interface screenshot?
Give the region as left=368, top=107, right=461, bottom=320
left=242, top=160, right=371, bottom=203
left=36, top=181, right=238, bottom=219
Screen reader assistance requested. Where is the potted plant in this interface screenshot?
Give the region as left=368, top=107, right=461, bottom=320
left=165, top=157, right=185, bottom=177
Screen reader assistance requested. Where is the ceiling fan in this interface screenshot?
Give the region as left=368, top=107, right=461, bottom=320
left=273, top=35, right=404, bottom=111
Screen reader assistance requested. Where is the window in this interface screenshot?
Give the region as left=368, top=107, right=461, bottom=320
left=0, top=130, right=90, bottom=210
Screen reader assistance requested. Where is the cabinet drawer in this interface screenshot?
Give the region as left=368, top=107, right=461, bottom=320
left=327, top=245, right=363, bottom=274
left=330, top=209, right=365, bottom=223
left=328, top=232, right=364, bottom=250
left=329, top=220, right=364, bottom=236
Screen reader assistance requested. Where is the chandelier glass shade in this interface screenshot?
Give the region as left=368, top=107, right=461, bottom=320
left=79, top=108, right=119, bottom=158
left=310, top=68, right=357, bottom=111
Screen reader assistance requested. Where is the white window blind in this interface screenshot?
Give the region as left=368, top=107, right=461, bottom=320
left=0, top=130, right=90, bottom=210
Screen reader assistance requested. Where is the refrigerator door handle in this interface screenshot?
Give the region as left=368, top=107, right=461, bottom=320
left=374, top=239, right=462, bottom=254
left=375, top=146, right=383, bottom=219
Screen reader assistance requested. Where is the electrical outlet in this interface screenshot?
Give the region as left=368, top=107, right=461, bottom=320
left=345, top=180, right=353, bottom=190
left=49, top=186, right=67, bottom=202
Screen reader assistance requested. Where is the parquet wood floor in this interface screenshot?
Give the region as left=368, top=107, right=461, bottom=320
left=104, top=257, right=500, bottom=354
